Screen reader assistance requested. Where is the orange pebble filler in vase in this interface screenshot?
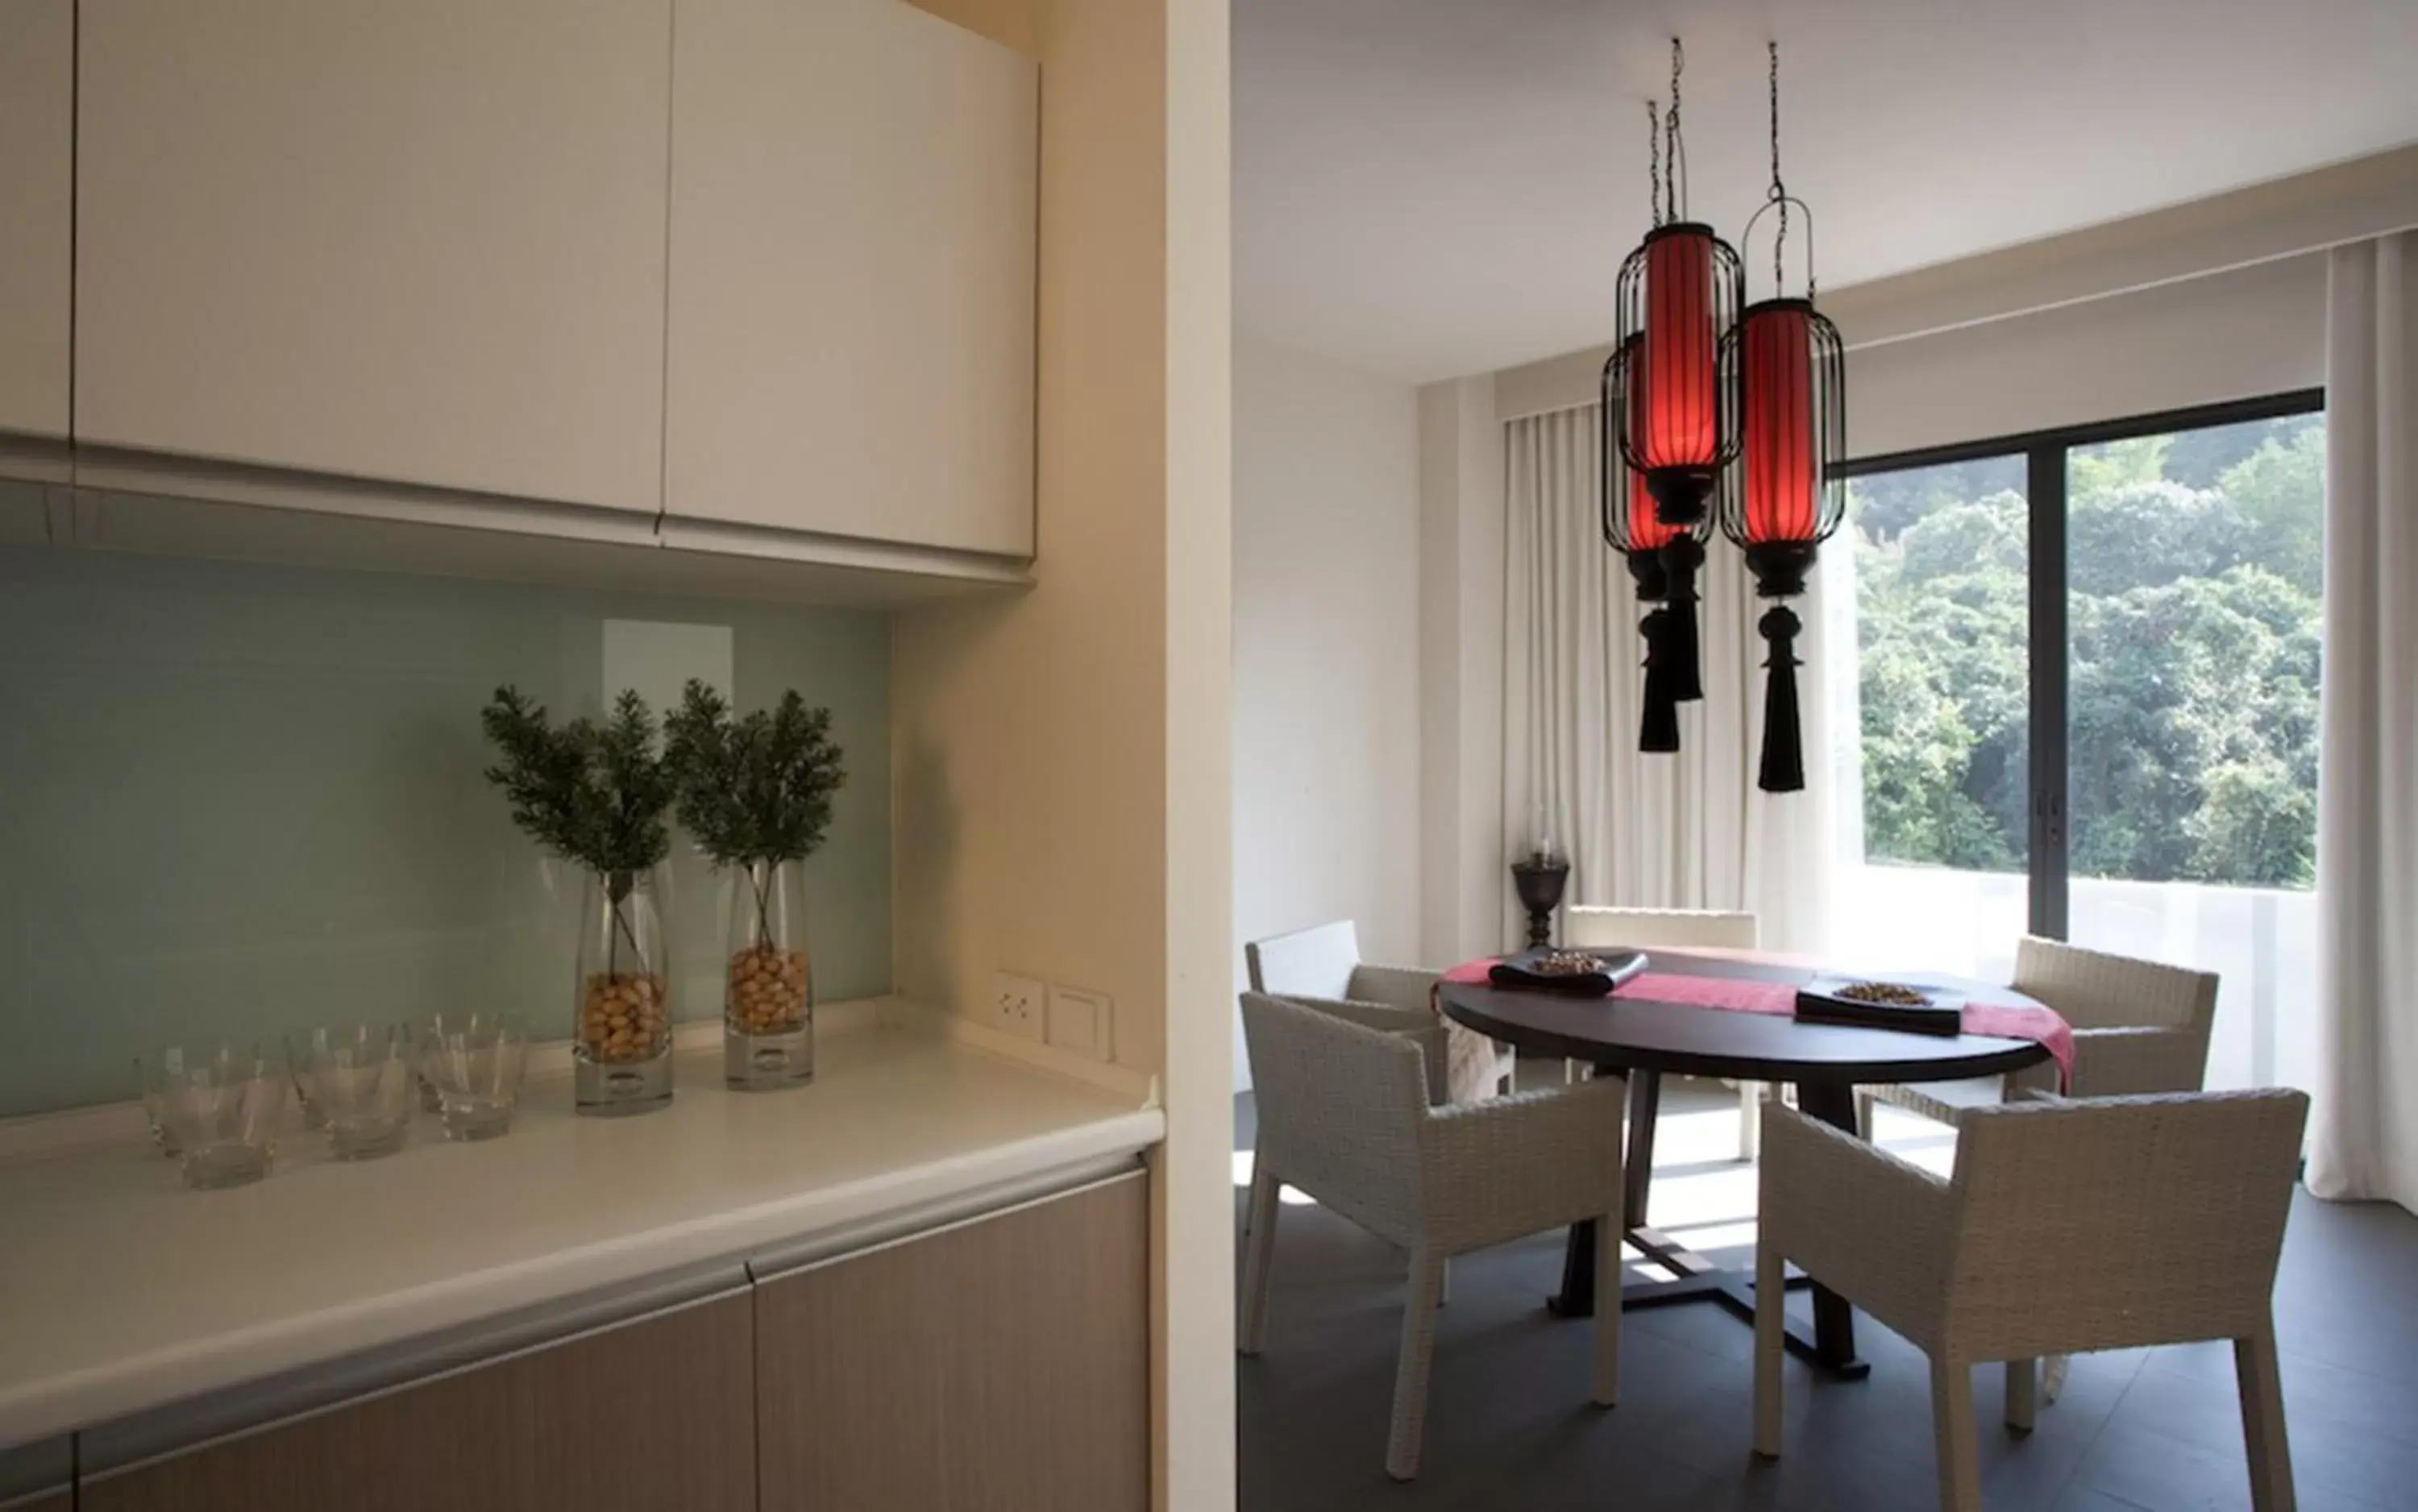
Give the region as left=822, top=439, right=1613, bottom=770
left=721, top=860, right=814, bottom=1088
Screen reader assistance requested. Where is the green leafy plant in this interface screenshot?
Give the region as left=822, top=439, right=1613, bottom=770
left=663, top=680, right=847, bottom=937
left=481, top=687, right=676, bottom=970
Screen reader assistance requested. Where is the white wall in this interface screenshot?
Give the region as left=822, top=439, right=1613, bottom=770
left=1417, top=372, right=1508, bottom=965
left=891, top=2, right=1236, bottom=1506
left=1231, top=334, right=1423, bottom=1087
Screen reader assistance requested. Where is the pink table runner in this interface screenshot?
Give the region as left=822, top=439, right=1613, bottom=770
left=1440, top=957, right=2075, bottom=1086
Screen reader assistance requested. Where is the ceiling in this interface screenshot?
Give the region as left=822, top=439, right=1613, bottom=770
left=1234, top=0, right=2418, bottom=382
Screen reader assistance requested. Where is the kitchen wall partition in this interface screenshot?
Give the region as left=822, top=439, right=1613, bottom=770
left=0, top=518, right=893, bottom=1115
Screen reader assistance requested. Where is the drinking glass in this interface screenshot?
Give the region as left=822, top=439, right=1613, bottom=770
left=297, top=1024, right=415, bottom=1160
left=135, top=1049, right=187, bottom=1157
left=277, top=1033, right=330, bottom=1132
left=420, top=1013, right=529, bottom=1142
left=152, top=1045, right=285, bottom=1189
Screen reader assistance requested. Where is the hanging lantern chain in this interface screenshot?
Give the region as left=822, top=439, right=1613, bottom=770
left=1743, top=39, right=1818, bottom=301
left=1768, top=40, right=1788, bottom=297
left=1646, top=99, right=1662, bottom=228
left=1664, top=36, right=1686, bottom=223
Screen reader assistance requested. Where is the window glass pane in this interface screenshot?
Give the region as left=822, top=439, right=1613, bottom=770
left=2066, top=412, right=2324, bottom=1091
left=1830, top=455, right=2029, bottom=980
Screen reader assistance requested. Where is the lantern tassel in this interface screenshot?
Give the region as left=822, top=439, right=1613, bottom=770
left=1639, top=606, right=1681, bottom=754
left=1756, top=604, right=1805, bottom=793
left=1659, top=536, right=1705, bottom=703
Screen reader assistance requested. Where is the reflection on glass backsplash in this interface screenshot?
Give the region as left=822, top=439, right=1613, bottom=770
left=0, top=542, right=891, bottom=1116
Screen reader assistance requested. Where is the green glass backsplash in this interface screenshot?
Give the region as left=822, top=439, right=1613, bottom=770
left=0, top=542, right=891, bottom=1116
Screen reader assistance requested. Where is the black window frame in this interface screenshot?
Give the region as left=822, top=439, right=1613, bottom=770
left=1832, top=386, right=2326, bottom=940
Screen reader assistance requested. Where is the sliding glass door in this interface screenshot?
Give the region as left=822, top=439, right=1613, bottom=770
left=1830, top=455, right=2030, bottom=982
left=1832, top=394, right=2324, bottom=1090
left=2063, top=410, right=2325, bottom=1090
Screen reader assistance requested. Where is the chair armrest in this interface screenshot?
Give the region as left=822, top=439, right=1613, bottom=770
left=2067, top=1026, right=2204, bottom=1098
left=1349, top=963, right=1443, bottom=1013
left=1416, top=1077, right=1626, bottom=1252
left=1759, top=1107, right=1956, bottom=1341
left=1276, top=995, right=1448, bottom=1104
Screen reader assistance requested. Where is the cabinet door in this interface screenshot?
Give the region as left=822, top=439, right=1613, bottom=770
left=80, top=1292, right=754, bottom=1512
left=756, top=1173, right=1149, bottom=1512
left=75, top=0, right=672, bottom=513
left=0, top=0, right=73, bottom=438
left=667, top=0, right=1037, bottom=556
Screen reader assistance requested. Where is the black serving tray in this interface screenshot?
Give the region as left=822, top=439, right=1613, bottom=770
left=1488, top=949, right=1647, bottom=998
left=1793, top=974, right=1966, bottom=1036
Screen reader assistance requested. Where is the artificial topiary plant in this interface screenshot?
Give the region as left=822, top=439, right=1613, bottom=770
left=663, top=679, right=847, bottom=940
left=481, top=686, right=675, bottom=971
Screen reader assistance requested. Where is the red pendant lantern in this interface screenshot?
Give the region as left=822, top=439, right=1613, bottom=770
left=1600, top=337, right=1685, bottom=753
left=1718, top=45, right=1847, bottom=794
left=1608, top=44, right=1742, bottom=717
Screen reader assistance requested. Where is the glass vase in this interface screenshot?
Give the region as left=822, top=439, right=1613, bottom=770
left=723, top=858, right=813, bottom=1090
left=574, top=867, right=673, bottom=1116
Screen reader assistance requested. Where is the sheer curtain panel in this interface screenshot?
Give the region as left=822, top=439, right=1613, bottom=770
left=1500, top=404, right=1834, bottom=952
left=2308, top=232, right=2418, bottom=1214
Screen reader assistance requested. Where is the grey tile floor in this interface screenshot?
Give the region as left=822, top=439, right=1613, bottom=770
left=1235, top=1078, right=2418, bottom=1512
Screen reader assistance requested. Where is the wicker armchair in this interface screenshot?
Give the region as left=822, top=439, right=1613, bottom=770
left=1245, top=920, right=1514, bottom=1103
left=1564, top=905, right=1768, bottom=1159
left=1236, top=991, right=1625, bottom=1481
left=1754, top=1090, right=2308, bottom=1512
left=1857, top=937, right=2220, bottom=1136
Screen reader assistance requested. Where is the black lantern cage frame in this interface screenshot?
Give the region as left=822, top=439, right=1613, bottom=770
left=1607, top=222, right=1747, bottom=530
left=1714, top=294, right=1848, bottom=598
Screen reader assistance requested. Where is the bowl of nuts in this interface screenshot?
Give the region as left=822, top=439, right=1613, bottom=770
left=1793, top=976, right=1966, bottom=1035
left=1487, top=948, right=1648, bottom=997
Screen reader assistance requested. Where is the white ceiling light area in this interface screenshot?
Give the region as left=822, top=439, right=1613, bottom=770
left=1234, top=0, right=2418, bottom=383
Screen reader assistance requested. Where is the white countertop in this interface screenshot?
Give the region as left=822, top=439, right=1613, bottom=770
left=0, top=1005, right=1161, bottom=1449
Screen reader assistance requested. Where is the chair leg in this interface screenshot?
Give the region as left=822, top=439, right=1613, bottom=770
left=1236, top=1168, right=1281, bottom=1355
left=1855, top=1088, right=1877, bottom=1143
left=2005, top=1358, right=2037, bottom=1433
left=1752, top=1238, right=1785, bottom=1457
left=1931, top=1359, right=1983, bottom=1512
left=1386, top=1248, right=1447, bottom=1481
left=2236, top=1318, right=2297, bottom=1512
left=1738, top=1080, right=1762, bottom=1162
left=2042, top=1352, right=2070, bottom=1403
left=1592, top=1208, right=1622, bottom=1407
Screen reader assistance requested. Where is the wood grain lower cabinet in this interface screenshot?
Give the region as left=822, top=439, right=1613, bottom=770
left=80, top=1292, right=754, bottom=1512
left=3, top=1495, right=68, bottom=1512
left=755, top=1173, right=1149, bottom=1512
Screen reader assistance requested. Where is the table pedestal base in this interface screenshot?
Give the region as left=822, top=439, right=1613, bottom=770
left=1548, top=1219, right=1870, bottom=1381
left=1544, top=1070, right=1871, bottom=1382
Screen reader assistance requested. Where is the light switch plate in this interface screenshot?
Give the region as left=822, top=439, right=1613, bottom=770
left=1046, top=986, right=1114, bottom=1061
left=991, top=972, right=1048, bottom=1043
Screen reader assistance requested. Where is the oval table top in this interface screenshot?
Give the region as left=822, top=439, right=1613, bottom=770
left=1438, top=947, right=2054, bottom=1086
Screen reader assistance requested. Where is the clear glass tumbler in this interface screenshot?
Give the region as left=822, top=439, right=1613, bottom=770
left=298, top=1024, right=416, bottom=1160
left=152, top=1045, right=285, bottom=1189
left=135, top=1048, right=188, bottom=1157
left=723, top=858, right=812, bottom=1091
left=277, top=1033, right=330, bottom=1132
left=420, top=1013, right=529, bottom=1142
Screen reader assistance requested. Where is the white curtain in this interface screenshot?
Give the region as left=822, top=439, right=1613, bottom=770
left=2308, top=232, right=2418, bottom=1212
left=1501, top=404, right=1834, bottom=953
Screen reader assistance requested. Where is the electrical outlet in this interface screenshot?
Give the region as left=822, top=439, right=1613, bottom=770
left=991, top=972, right=1048, bottom=1043
left=1047, top=986, right=1114, bottom=1061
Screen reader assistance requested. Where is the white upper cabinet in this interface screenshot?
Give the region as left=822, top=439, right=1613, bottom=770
left=0, top=0, right=73, bottom=440
left=74, top=1, right=674, bottom=513
left=667, top=0, right=1038, bottom=559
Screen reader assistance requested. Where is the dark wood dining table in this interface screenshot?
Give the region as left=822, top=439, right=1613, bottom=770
left=1438, top=947, right=2054, bottom=1381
